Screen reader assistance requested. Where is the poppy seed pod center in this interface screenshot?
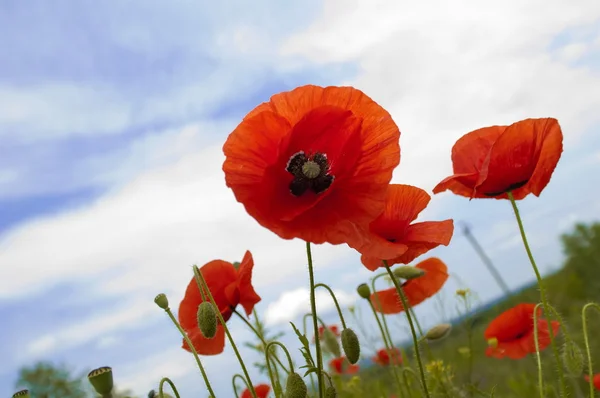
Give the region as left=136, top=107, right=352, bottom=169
left=286, top=151, right=334, bottom=197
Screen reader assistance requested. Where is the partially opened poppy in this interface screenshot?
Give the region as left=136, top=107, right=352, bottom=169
left=372, top=347, right=403, bottom=366
left=370, top=258, right=448, bottom=314
left=329, top=356, right=360, bottom=375
left=484, top=303, right=560, bottom=360
left=584, top=374, right=600, bottom=390
left=433, top=118, right=563, bottom=200
left=350, top=184, right=454, bottom=271
left=241, top=384, right=271, bottom=398
left=178, top=251, right=261, bottom=355
left=223, top=85, right=401, bottom=244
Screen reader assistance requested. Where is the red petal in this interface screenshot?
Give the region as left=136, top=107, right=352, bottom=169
left=387, top=220, right=454, bottom=265
left=236, top=251, right=262, bottom=316
left=242, top=384, right=271, bottom=398
left=182, top=325, right=226, bottom=356
left=483, top=303, right=538, bottom=342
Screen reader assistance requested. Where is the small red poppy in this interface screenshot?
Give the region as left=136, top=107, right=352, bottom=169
left=433, top=118, right=563, bottom=200
left=313, top=324, right=340, bottom=342
left=329, top=356, right=360, bottom=375
left=484, top=303, right=560, bottom=360
left=223, top=85, right=401, bottom=244
left=584, top=374, right=600, bottom=390
left=350, top=184, right=454, bottom=271
left=241, top=384, right=271, bottom=398
left=372, top=348, right=403, bottom=366
left=370, top=258, right=448, bottom=314
left=178, top=251, right=261, bottom=355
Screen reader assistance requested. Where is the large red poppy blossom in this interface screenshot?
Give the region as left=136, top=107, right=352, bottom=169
left=370, top=258, right=448, bottom=314
left=433, top=118, right=563, bottom=200
left=329, top=356, right=360, bottom=375
left=241, top=384, right=271, bottom=398
left=372, top=347, right=403, bottom=366
left=351, top=184, right=454, bottom=271
left=584, top=374, right=600, bottom=390
left=223, top=85, right=401, bottom=244
left=484, top=303, right=560, bottom=359
left=178, top=251, right=261, bottom=355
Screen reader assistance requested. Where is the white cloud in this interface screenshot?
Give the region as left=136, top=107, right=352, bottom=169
left=283, top=0, right=600, bottom=191
left=264, top=287, right=357, bottom=326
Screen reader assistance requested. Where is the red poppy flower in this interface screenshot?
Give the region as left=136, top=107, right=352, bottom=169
left=484, top=303, right=560, bottom=359
left=241, top=384, right=271, bottom=398
left=350, top=184, right=454, bottom=271
left=433, top=118, right=563, bottom=200
left=222, top=85, right=401, bottom=244
left=178, top=251, right=261, bottom=355
left=584, top=374, right=600, bottom=390
left=372, top=348, right=403, bottom=366
left=313, top=324, right=340, bottom=342
left=370, top=258, right=448, bottom=314
left=329, top=356, right=360, bottom=375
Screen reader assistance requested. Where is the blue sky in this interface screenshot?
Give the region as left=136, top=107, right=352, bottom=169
left=1, top=1, right=600, bottom=397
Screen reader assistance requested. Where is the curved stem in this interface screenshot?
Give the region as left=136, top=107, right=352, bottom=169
left=402, top=367, right=423, bottom=398
left=193, top=266, right=257, bottom=398
left=306, top=241, right=324, bottom=398
left=508, top=192, right=566, bottom=397
left=582, top=303, right=600, bottom=398
left=532, top=303, right=544, bottom=398
left=314, top=283, right=347, bottom=329
left=266, top=341, right=295, bottom=372
left=232, top=373, right=251, bottom=398
left=159, top=377, right=182, bottom=398
left=163, top=308, right=216, bottom=396
left=383, top=260, right=430, bottom=398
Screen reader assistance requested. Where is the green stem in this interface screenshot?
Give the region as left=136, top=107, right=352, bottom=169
left=232, top=374, right=251, bottom=398
left=193, top=266, right=257, bottom=398
left=508, top=192, right=566, bottom=397
left=383, top=260, right=430, bottom=398
left=532, top=303, right=544, bottom=398
left=582, top=303, right=600, bottom=398
left=163, top=308, right=216, bottom=396
left=159, top=377, right=182, bottom=398
left=306, top=241, right=325, bottom=398
left=266, top=341, right=296, bottom=372
left=314, top=283, right=347, bottom=329
left=402, top=367, right=423, bottom=398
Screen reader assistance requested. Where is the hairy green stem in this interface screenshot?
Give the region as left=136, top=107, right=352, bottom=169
left=306, top=241, right=325, bottom=398
left=532, top=303, right=544, bottom=398
left=508, top=192, right=566, bottom=397
left=193, top=266, right=257, bottom=398
left=232, top=374, right=251, bottom=398
left=159, top=377, right=182, bottom=398
left=314, top=283, right=348, bottom=329
left=582, top=303, right=600, bottom=398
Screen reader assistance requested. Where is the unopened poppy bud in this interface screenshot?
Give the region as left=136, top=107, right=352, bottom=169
left=284, top=372, right=308, bottom=398
left=88, top=366, right=114, bottom=395
left=325, top=385, right=337, bottom=397
left=393, top=265, right=425, bottom=280
left=356, top=283, right=371, bottom=299
left=323, top=328, right=341, bottom=357
left=561, top=340, right=584, bottom=376
left=232, top=261, right=241, bottom=269
left=425, top=323, right=452, bottom=341
left=147, top=390, right=156, bottom=398
left=197, top=302, right=218, bottom=339
left=154, top=293, right=169, bottom=310
left=341, top=328, right=360, bottom=364
left=487, top=337, right=498, bottom=348
left=12, top=390, right=30, bottom=398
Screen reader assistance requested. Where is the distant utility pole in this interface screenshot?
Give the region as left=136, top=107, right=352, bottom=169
left=461, top=223, right=511, bottom=296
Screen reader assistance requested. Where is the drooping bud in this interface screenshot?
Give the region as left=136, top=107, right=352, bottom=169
left=12, top=390, right=30, bottom=398
left=562, top=340, right=584, bottom=377
left=425, top=323, right=452, bottom=342
left=393, top=265, right=425, bottom=280
left=323, top=327, right=341, bottom=357
left=154, top=293, right=169, bottom=310
left=325, top=385, right=338, bottom=397
left=284, top=372, right=308, bottom=398
left=356, top=283, right=371, bottom=299
left=147, top=390, right=156, bottom=398
left=197, top=302, right=218, bottom=339
left=88, top=366, right=114, bottom=395
left=341, top=328, right=360, bottom=364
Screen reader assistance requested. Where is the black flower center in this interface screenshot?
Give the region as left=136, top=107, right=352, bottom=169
left=286, top=151, right=334, bottom=197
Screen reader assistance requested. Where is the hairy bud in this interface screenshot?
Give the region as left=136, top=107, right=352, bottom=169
left=197, top=302, right=218, bottom=339
left=285, top=372, right=308, bottom=398
left=562, top=340, right=584, bottom=377
left=323, top=327, right=341, bottom=357
left=425, top=323, right=452, bottom=342
left=356, top=283, right=371, bottom=299
left=12, top=390, right=30, bottom=398
left=341, top=328, right=360, bottom=364
left=393, top=265, right=426, bottom=280
left=325, top=385, right=338, bottom=397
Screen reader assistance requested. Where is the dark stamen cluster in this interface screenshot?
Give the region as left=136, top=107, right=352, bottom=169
left=286, top=151, right=334, bottom=197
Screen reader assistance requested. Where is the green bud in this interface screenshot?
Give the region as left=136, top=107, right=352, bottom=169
left=285, top=372, right=308, bottom=398
left=197, top=302, right=218, bottom=338
left=562, top=340, right=584, bottom=377
left=323, top=327, right=341, bottom=358
left=88, top=366, right=114, bottom=395
left=425, top=323, right=452, bottom=341
left=12, top=390, right=30, bottom=398
left=147, top=390, right=156, bottom=398
left=232, top=261, right=241, bottom=270
left=393, top=265, right=425, bottom=280
left=325, top=386, right=337, bottom=397
left=154, top=293, right=169, bottom=310
left=356, top=283, right=371, bottom=299
left=341, top=328, right=360, bottom=364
